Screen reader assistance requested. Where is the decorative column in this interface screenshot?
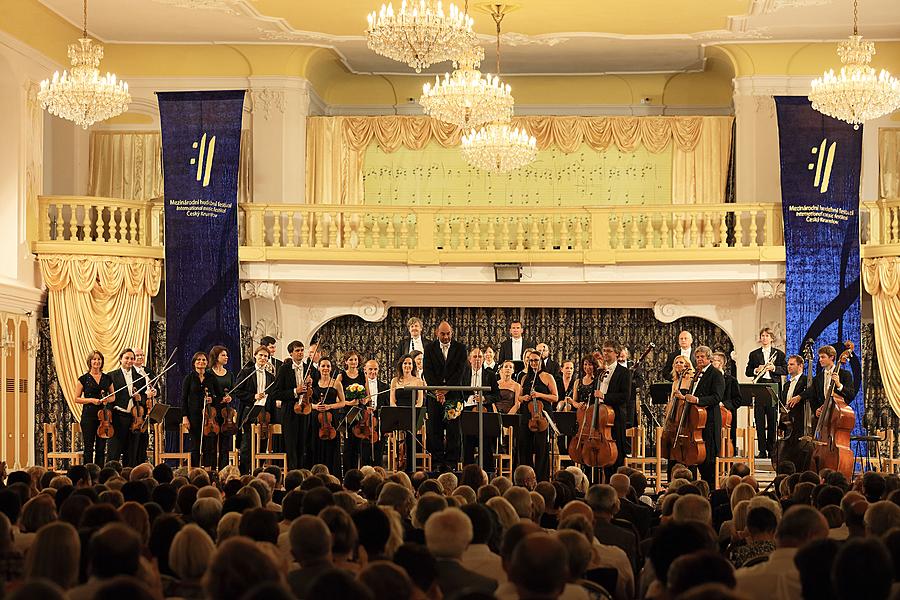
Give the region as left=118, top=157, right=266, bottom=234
left=241, top=280, right=283, bottom=352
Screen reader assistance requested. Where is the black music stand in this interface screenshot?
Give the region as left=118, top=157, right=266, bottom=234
left=239, top=401, right=267, bottom=428
left=408, top=385, right=493, bottom=471
left=549, top=411, right=578, bottom=470
left=148, top=402, right=170, bottom=425
left=740, top=383, right=779, bottom=409
left=460, top=411, right=503, bottom=438
left=650, top=383, right=672, bottom=405
left=379, top=406, right=425, bottom=472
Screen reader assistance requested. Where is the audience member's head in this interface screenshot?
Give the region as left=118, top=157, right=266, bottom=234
left=865, top=501, right=900, bottom=537
left=509, top=533, right=568, bottom=599
left=776, top=505, right=828, bottom=548
left=425, top=508, right=472, bottom=560
left=833, top=537, right=894, bottom=600
left=169, top=523, right=215, bottom=582
left=23, top=521, right=80, bottom=589
left=203, top=536, right=283, bottom=600
left=89, top=523, right=142, bottom=579
left=667, top=551, right=736, bottom=597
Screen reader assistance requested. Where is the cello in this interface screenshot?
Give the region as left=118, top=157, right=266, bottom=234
left=661, top=365, right=707, bottom=466
left=568, top=366, right=618, bottom=468
left=811, top=341, right=855, bottom=479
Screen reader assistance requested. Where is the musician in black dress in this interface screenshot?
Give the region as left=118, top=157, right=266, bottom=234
left=390, top=354, right=425, bottom=473
left=460, top=348, right=500, bottom=473
left=274, top=341, right=319, bottom=470
left=207, top=345, right=236, bottom=470
left=233, top=346, right=276, bottom=474
left=312, top=357, right=346, bottom=477
left=131, top=348, right=157, bottom=466
left=555, top=359, right=577, bottom=456
left=181, top=351, right=210, bottom=468
left=423, top=321, right=468, bottom=472
left=681, top=346, right=725, bottom=484
left=107, top=349, right=146, bottom=466
left=338, top=351, right=367, bottom=470
left=514, top=350, right=558, bottom=481
left=745, top=328, right=788, bottom=458
left=74, top=350, right=114, bottom=466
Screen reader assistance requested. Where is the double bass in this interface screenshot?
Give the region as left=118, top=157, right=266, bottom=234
left=568, top=367, right=617, bottom=468
left=660, top=366, right=707, bottom=466
left=811, top=341, right=855, bottom=479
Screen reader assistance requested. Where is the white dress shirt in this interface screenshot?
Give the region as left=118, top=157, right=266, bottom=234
left=680, top=347, right=693, bottom=360
left=118, top=367, right=135, bottom=412
left=598, top=362, right=616, bottom=395
left=734, top=547, right=802, bottom=600
left=367, top=378, right=380, bottom=408
left=785, top=374, right=800, bottom=402
left=409, top=336, right=423, bottom=353
left=692, top=365, right=710, bottom=395
left=256, top=368, right=267, bottom=402
left=467, top=369, right=483, bottom=406
left=511, top=337, right=523, bottom=361
left=760, top=346, right=773, bottom=380
left=441, top=342, right=450, bottom=359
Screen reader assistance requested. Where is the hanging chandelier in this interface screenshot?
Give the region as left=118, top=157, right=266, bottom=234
left=809, top=0, right=900, bottom=128
left=366, top=0, right=478, bottom=73
left=460, top=4, right=535, bottom=173
left=38, top=0, right=130, bottom=129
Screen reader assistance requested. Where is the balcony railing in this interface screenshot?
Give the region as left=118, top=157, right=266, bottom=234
left=34, top=195, right=899, bottom=264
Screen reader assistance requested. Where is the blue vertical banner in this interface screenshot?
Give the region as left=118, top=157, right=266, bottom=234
left=158, top=90, right=245, bottom=425
left=775, top=96, right=864, bottom=437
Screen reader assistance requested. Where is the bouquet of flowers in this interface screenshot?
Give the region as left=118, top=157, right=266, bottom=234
left=345, top=383, right=367, bottom=403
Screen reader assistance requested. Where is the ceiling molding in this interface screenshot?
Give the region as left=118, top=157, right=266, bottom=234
left=733, top=75, right=815, bottom=96
left=0, top=29, right=61, bottom=72
left=325, top=102, right=734, bottom=117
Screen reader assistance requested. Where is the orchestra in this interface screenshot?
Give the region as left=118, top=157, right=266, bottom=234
left=72, top=320, right=858, bottom=486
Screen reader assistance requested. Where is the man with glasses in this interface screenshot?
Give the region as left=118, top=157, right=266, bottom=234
left=517, top=350, right=558, bottom=481
left=596, top=340, right=630, bottom=480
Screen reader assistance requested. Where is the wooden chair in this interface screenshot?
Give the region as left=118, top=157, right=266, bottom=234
left=715, top=423, right=756, bottom=486
left=156, top=422, right=191, bottom=467
left=495, top=426, right=515, bottom=478
left=252, top=423, right=288, bottom=472
left=44, top=423, right=82, bottom=469
left=654, top=426, right=666, bottom=492
left=625, top=426, right=661, bottom=486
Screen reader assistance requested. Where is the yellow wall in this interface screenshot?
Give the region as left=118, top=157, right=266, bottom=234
left=717, top=41, right=900, bottom=77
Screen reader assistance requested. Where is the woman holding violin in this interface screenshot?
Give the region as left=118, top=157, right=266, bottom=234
left=516, top=350, right=558, bottom=481
left=390, top=353, right=424, bottom=473
left=670, top=346, right=724, bottom=484
left=312, top=357, right=347, bottom=477
left=208, top=345, right=237, bottom=470
left=181, top=351, right=211, bottom=468
left=74, top=350, right=115, bottom=466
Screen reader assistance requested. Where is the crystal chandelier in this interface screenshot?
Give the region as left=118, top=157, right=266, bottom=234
left=38, top=0, right=130, bottom=129
left=460, top=5, right=536, bottom=173
left=809, top=0, right=900, bottom=128
left=366, top=0, right=478, bottom=73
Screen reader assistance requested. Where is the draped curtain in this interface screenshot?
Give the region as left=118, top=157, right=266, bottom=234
left=88, top=130, right=254, bottom=203
left=863, top=257, right=900, bottom=417
left=879, top=129, right=900, bottom=199
left=38, top=255, right=162, bottom=420
left=306, top=115, right=733, bottom=205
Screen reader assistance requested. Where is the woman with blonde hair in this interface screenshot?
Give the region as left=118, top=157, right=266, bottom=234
left=719, top=483, right=757, bottom=543
left=216, top=512, right=242, bottom=545
left=486, top=496, right=519, bottom=534
left=169, top=523, right=215, bottom=598
left=23, top=521, right=80, bottom=590
left=119, top=501, right=151, bottom=546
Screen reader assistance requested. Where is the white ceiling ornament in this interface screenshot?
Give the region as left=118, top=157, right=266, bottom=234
left=691, top=27, right=772, bottom=41
left=499, top=32, right=570, bottom=47
left=147, top=0, right=242, bottom=14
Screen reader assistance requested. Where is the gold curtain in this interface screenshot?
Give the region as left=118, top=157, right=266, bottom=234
left=306, top=115, right=732, bottom=205
left=879, top=129, right=900, bottom=200
left=88, top=130, right=254, bottom=202
left=863, top=256, right=900, bottom=417
left=38, top=255, right=161, bottom=420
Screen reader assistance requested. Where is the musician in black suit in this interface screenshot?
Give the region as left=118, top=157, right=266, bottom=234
left=459, top=348, right=501, bottom=473
left=597, top=341, right=631, bottom=480
left=681, top=345, right=725, bottom=484
left=107, top=348, right=146, bottom=466
left=356, top=359, right=389, bottom=468
left=663, top=331, right=696, bottom=380
left=536, top=342, right=561, bottom=377
left=259, top=336, right=283, bottom=372
left=274, top=340, right=319, bottom=470
left=794, top=344, right=855, bottom=417
left=234, top=346, right=276, bottom=474
left=777, top=353, right=811, bottom=453
left=396, top=317, right=430, bottom=366
left=131, top=348, right=157, bottom=467
left=423, top=321, right=468, bottom=472
left=745, top=327, right=788, bottom=458
left=255, top=336, right=284, bottom=452
left=712, top=352, right=742, bottom=452
left=498, top=320, right=534, bottom=374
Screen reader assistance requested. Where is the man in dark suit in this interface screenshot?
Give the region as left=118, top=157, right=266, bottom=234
left=107, top=348, right=146, bottom=466
left=498, top=319, right=534, bottom=374
left=795, top=344, right=854, bottom=417
left=745, top=327, right=788, bottom=458
left=425, top=508, right=499, bottom=597
left=597, top=340, right=631, bottom=480
left=712, top=351, right=742, bottom=453
left=663, top=330, right=697, bottom=380
left=537, top=342, right=560, bottom=377
left=131, top=348, right=157, bottom=466
left=682, top=345, right=725, bottom=485
left=274, top=340, right=319, bottom=470
left=395, top=317, right=430, bottom=368
left=459, top=348, right=500, bottom=472
left=356, top=359, right=389, bottom=468
left=423, top=321, right=468, bottom=472
left=234, top=345, right=277, bottom=474
left=587, top=484, right=639, bottom=575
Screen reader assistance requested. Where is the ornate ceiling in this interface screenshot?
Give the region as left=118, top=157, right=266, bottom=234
left=38, top=0, right=900, bottom=75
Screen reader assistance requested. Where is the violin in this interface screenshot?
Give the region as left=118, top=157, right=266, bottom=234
left=352, top=406, right=380, bottom=443
left=294, top=376, right=313, bottom=415
left=568, top=367, right=617, bottom=468
left=202, top=386, right=220, bottom=436
left=130, top=400, right=147, bottom=433
left=257, top=408, right=273, bottom=452
left=219, top=388, right=238, bottom=435
left=318, top=409, right=337, bottom=440
left=97, top=397, right=115, bottom=439
left=811, top=341, right=855, bottom=479
left=526, top=373, right=549, bottom=433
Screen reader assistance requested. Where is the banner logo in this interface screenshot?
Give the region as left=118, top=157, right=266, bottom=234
left=190, top=132, right=217, bottom=187
left=808, top=138, right=836, bottom=194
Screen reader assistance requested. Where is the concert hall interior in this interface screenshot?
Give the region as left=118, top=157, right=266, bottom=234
left=1, top=0, right=900, bottom=598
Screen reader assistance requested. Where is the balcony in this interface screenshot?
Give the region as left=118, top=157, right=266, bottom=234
left=31, top=196, right=900, bottom=265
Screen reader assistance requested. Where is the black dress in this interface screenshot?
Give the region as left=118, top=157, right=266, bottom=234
left=78, top=372, right=113, bottom=466
left=341, top=370, right=367, bottom=469
left=394, top=385, right=417, bottom=472
left=208, top=368, right=236, bottom=470
left=181, top=371, right=209, bottom=469
left=313, top=383, right=342, bottom=477
left=519, top=372, right=554, bottom=481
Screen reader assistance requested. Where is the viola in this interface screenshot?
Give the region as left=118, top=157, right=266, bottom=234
left=811, top=341, right=855, bottom=479
left=219, top=388, right=238, bottom=435
left=130, top=400, right=147, bottom=433
left=202, top=387, right=220, bottom=436
left=568, top=368, right=617, bottom=468
left=352, top=406, right=380, bottom=443
left=318, top=409, right=337, bottom=440
left=526, top=374, right=549, bottom=433
left=97, top=398, right=115, bottom=439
